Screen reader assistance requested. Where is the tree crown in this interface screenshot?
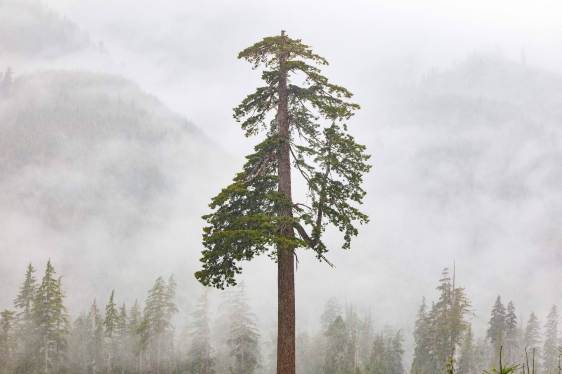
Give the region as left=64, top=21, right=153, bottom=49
left=196, top=32, right=371, bottom=289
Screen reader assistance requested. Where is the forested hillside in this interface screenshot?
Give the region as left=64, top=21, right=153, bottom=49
left=406, top=55, right=561, bottom=210
left=0, top=69, right=210, bottom=229
left=0, top=68, right=228, bottom=314
left=368, top=54, right=561, bottom=328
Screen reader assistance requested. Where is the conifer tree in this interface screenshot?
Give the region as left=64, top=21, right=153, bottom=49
left=104, top=291, right=118, bottom=338
left=14, top=264, right=36, bottom=321
left=324, top=316, right=350, bottom=374
left=196, top=31, right=370, bottom=374
left=358, top=313, right=374, bottom=369
left=68, top=314, right=91, bottom=373
left=457, top=326, right=476, bottom=374
left=368, top=333, right=387, bottom=374
left=542, top=305, right=559, bottom=373
left=141, top=277, right=168, bottom=372
left=87, top=300, right=105, bottom=373
left=296, top=330, right=325, bottom=374
left=487, top=296, right=507, bottom=365
left=0, top=309, right=16, bottom=374
left=226, top=285, right=261, bottom=374
left=128, top=300, right=142, bottom=334
left=430, top=268, right=471, bottom=372
left=411, top=298, right=431, bottom=374
left=473, top=338, right=493, bottom=374
left=104, top=290, right=119, bottom=373
left=186, top=290, right=215, bottom=374
left=165, top=275, right=178, bottom=325
left=367, top=329, right=404, bottom=374
left=208, top=298, right=231, bottom=374
left=13, top=263, right=37, bottom=372
left=32, top=260, right=69, bottom=374
left=431, top=270, right=454, bottom=371
left=114, top=303, right=130, bottom=372
left=128, top=299, right=143, bottom=372
left=344, top=305, right=360, bottom=373
left=524, top=313, right=541, bottom=360
left=164, top=274, right=178, bottom=371
left=504, top=301, right=519, bottom=365
left=321, top=298, right=343, bottom=334
left=387, top=331, right=405, bottom=374
left=410, top=269, right=470, bottom=374
left=141, top=276, right=178, bottom=373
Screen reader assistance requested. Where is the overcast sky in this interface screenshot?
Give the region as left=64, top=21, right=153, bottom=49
left=1, top=0, right=561, bottom=352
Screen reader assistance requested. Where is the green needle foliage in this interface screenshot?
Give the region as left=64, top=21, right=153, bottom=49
left=196, top=32, right=371, bottom=289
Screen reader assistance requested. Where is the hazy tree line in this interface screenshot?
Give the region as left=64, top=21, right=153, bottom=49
left=0, top=262, right=405, bottom=374
left=0, top=262, right=261, bottom=374
left=411, top=268, right=561, bottom=374
left=1, top=263, right=559, bottom=374
left=295, top=299, right=405, bottom=374
left=0, top=262, right=404, bottom=374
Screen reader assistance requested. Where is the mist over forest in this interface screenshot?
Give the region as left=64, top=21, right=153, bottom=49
left=0, top=0, right=560, bottom=373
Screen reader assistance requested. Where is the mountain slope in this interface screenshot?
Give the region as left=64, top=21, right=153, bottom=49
left=363, top=55, right=561, bottom=332
left=0, top=70, right=230, bottom=311
left=409, top=56, right=562, bottom=207
left=0, top=70, right=217, bottom=230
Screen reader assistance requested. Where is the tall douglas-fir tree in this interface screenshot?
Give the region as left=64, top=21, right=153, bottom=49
left=196, top=31, right=370, bottom=374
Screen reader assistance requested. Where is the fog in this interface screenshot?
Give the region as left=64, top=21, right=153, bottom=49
left=0, top=0, right=561, bottom=370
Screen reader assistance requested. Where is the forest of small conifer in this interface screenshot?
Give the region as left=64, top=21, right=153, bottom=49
left=0, top=263, right=559, bottom=373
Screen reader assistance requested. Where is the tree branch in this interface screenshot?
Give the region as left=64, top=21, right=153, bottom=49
left=244, top=151, right=276, bottom=184
left=293, top=222, right=334, bottom=267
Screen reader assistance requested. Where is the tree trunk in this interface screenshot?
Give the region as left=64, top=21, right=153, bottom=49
left=276, top=30, right=296, bottom=374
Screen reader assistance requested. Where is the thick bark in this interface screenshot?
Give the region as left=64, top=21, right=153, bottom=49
left=276, top=31, right=296, bottom=374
